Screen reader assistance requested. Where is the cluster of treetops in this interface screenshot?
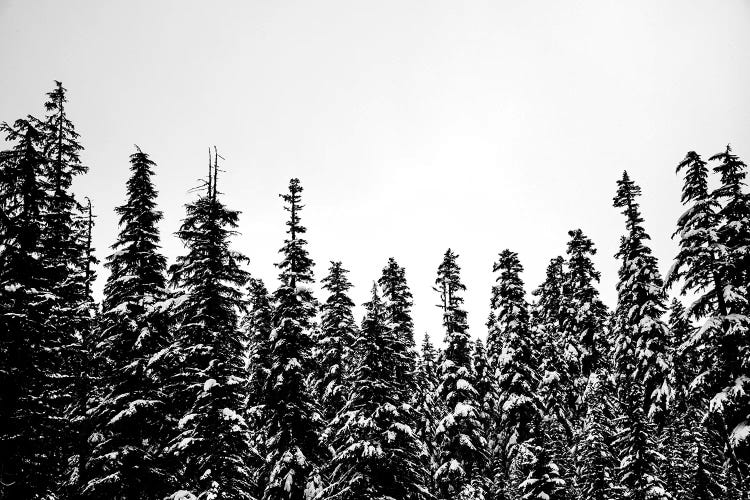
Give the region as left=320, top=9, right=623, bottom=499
left=1, top=81, right=749, bottom=500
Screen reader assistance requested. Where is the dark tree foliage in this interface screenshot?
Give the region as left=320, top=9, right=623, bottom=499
left=415, top=332, right=442, bottom=497
left=85, top=147, right=173, bottom=499
left=325, top=284, right=429, bottom=500
left=612, top=171, right=672, bottom=500
left=378, top=258, right=418, bottom=402
left=264, top=178, right=324, bottom=500
left=0, top=117, right=57, bottom=498
left=491, top=250, right=543, bottom=462
left=434, top=249, right=487, bottom=499
left=167, top=152, right=255, bottom=499
left=317, top=261, right=358, bottom=424
left=245, top=277, right=274, bottom=498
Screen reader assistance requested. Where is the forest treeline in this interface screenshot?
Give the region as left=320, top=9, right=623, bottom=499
left=1, top=82, right=749, bottom=500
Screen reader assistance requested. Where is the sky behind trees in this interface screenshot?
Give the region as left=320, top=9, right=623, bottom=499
left=1, top=0, right=748, bottom=339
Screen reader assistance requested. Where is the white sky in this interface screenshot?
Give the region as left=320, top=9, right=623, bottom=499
left=1, top=0, right=749, bottom=343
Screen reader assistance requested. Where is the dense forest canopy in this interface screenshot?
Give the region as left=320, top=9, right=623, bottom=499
left=1, top=83, right=749, bottom=500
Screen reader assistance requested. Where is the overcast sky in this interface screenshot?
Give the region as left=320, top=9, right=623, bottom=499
left=1, top=0, right=749, bottom=342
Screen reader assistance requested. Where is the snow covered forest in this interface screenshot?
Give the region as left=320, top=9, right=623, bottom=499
left=1, top=82, right=749, bottom=500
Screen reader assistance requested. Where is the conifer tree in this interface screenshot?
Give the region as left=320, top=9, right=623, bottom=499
left=563, top=229, right=608, bottom=383
left=434, top=249, right=486, bottom=499
left=492, top=250, right=544, bottom=465
left=378, top=258, right=419, bottom=402
left=612, top=171, right=672, bottom=500
left=706, top=146, right=750, bottom=469
left=245, top=277, right=274, bottom=498
left=37, top=81, right=94, bottom=489
left=84, top=147, right=173, bottom=499
left=518, top=421, right=565, bottom=500
left=318, top=261, right=358, bottom=424
left=667, top=149, right=750, bottom=487
left=167, top=150, right=255, bottom=499
left=264, top=178, right=324, bottom=500
left=325, top=284, right=429, bottom=500
left=531, top=256, right=576, bottom=499
left=415, top=333, right=441, bottom=496
left=577, top=369, right=620, bottom=500
left=0, top=117, right=57, bottom=498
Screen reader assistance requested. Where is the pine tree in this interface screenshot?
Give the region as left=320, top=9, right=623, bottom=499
left=84, top=147, right=173, bottom=499
left=612, top=171, right=672, bottom=500
left=577, top=369, right=620, bottom=500
left=518, top=421, right=565, bottom=500
left=707, top=146, right=750, bottom=470
left=415, top=333, right=441, bottom=497
left=264, top=178, right=324, bottom=500
left=318, top=261, right=358, bottom=424
left=563, top=229, right=608, bottom=384
left=378, top=258, right=419, bottom=403
left=0, top=117, right=57, bottom=498
left=491, top=250, right=544, bottom=486
left=531, top=256, right=576, bottom=500
left=37, top=81, right=94, bottom=491
left=325, top=284, right=429, bottom=500
left=167, top=150, right=255, bottom=499
left=245, top=277, right=274, bottom=499
left=434, top=249, right=487, bottom=499
left=667, top=149, right=750, bottom=488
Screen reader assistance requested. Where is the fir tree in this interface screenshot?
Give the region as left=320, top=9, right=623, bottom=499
left=167, top=150, right=255, bottom=499
left=245, top=277, right=274, bottom=498
left=325, top=284, right=429, bottom=500
left=491, top=250, right=543, bottom=474
left=378, top=257, right=419, bottom=402
left=38, top=81, right=94, bottom=491
left=434, top=249, right=486, bottom=499
left=518, top=421, right=565, bottom=500
left=612, top=171, right=672, bottom=500
left=264, top=178, right=324, bottom=500
left=84, top=147, right=173, bottom=499
left=415, top=333, right=441, bottom=497
left=577, top=370, right=620, bottom=500
left=563, top=229, right=608, bottom=383
left=318, top=261, right=358, bottom=424
left=0, top=117, right=57, bottom=498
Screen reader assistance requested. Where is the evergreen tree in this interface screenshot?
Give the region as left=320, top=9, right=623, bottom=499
left=84, top=147, right=173, bottom=499
left=563, top=229, right=608, bottom=383
left=38, top=81, right=94, bottom=491
left=577, top=370, right=620, bottom=500
left=378, top=258, right=419, bottom=402
left=707, top=146, right=750, bottom=469
left=612, top=171, right=672, bottom=500
left=415, top=333, right=441, bottom=497
left=264, top=178, right=324, bottom=500
left=518, top=421, right=565, bottom=500
left=167, top=150, right=255, bottom=499
left=318, top=261, right=358, bottom=424
left=0, top=117, right=57, bottom=498
left=491, top=250, right=544, bottom=481
left=245, top=277, right=274, bottom=499
left=434, top=249, right=487, bottom=499
left=325, top=284, right=429, bottom=500
left=531, top=256, right=576, bottom=500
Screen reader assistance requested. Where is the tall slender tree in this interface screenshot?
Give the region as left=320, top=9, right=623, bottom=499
left=85, top=147, right=173, bottom=499
left=491, top=250, right=546, bottom=499
left=378, top=258, right=419, bottom=402
left=167, top=150, right=255, bottom=499
left=612, top=171, right=672, bottom=500
left=325, top=284, right=429, bottom=500
left=317, top=261, right=358, bottom=424
left=0, top=117, right=57, bottom=498
left=245, top=277, right=275, bottom=498
left=434, top=249, right=486, bottom=499
left=264, top=178, right=324, bottom=500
